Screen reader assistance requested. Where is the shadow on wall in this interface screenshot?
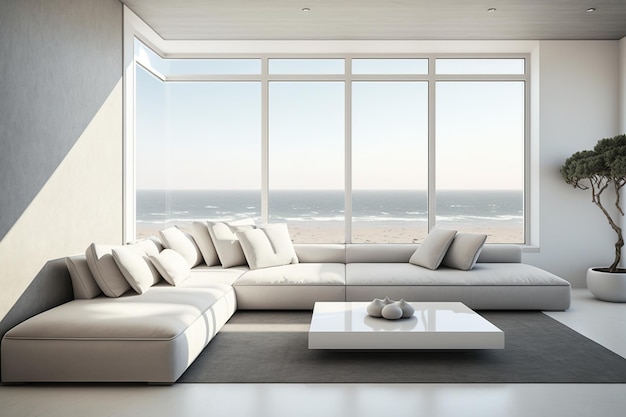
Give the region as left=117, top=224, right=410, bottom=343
left=0, top=258, right=74, bottom=376
left=0, top=0, right=123, bottom=242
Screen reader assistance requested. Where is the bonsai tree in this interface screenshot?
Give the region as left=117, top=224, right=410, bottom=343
left=560, top=134, right=626, bottom=272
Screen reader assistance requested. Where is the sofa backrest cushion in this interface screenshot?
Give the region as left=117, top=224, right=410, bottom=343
left=294, top=244, right=346, bottom=263
left=476, top=244, right=522, bottom=263
left=65, top=254, right=102, bottom=299
left=346, top=244, right=521, bottom=264
left=346, top=244, right=415, bottom=263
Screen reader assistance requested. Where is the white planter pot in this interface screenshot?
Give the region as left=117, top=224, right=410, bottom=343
left=587, top=268, right=626, bottom=302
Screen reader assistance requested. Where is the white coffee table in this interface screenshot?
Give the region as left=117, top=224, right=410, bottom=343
left=308, top=301, right=504, bottom=350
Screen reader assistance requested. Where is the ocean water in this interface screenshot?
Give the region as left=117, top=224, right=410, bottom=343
left=136, top=189, right=523, bottom=227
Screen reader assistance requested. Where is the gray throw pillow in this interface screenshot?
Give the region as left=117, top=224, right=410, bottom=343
left=441, top=232, right=488, bottom=270
left=409, top=228, right=457, bottom=270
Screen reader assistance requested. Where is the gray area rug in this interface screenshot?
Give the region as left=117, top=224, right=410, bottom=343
left=178, top=311, right=626, bottom=383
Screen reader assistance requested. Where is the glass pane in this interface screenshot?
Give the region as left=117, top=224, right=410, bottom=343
left=352, top=82, right=429, bottom=243
left=269, top=59, right=345, bottom=74
left=135, top=65, right=167, bottom=238
left=136, top=80, right=262, bottom=238
left=167, top=59, right=261, bottom=75
left=352, top=59, right=428, bottom=75
left=269, top=82, right=345, bottom=243
left=435, top=81, right=525, bottom=243
left=436, top=59, right=525, bottom=75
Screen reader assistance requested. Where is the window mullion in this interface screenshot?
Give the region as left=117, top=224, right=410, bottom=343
left=428, top=56, right=437, bottom=232
left=345, top=59, right=352, bottom=244
left=261, top=57, right=269, bottom=224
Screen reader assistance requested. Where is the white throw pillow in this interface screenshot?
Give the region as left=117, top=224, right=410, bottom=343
left=159, top=227, right=203, bottom=268
left=207, top=220, right=255, bottom=268
left=237, top=223, right=299, bottom=270
left=112, top=246, right=155, bottom=294
left=149, top=249, right=191, bottom=286
left=85, top=243, right=131, bottom=298
left=65, top=255, right=102, bottom=299
left=409, top=228, right=457, bottom=270
left=130, top=238, right=162, bottom=257
left=441, top=232, right=488, bottom=271
left=129, top=239, right=163, bottom=284
left=191, top=221, right=220, bottom=266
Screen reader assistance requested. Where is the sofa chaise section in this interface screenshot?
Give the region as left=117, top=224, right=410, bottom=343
left=1, top=275, right=238, bottom=384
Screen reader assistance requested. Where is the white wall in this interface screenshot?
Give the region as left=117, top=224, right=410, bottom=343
left=0, top=0, right=123, bottom=327
left=619, top=38, right=626, bottom=133
left=524, top=41, right=621, bottom=287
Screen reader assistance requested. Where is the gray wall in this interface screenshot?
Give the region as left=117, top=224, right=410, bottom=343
left=0, top=0, right=123, bottom=354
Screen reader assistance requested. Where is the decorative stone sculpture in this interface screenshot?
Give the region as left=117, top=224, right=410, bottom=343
left=396, top=299, right=415, bottom=318
left=366, top=298, right=415, bottom=320
left=381, top=303, right=403, bottom=320
left=366, top=298, right=386, bottom=317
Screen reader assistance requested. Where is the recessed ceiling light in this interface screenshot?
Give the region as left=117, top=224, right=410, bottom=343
left=302, top=7, right=311, bottom=12
left=586, top=7, right=596, bottom=12
left=487, top=8, right=496, bottom=13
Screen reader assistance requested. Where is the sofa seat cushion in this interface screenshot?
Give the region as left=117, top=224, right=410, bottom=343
left=346, top=263, right=571, bottom=311
left=3, top=282, right=234, bottom=341
left=233, top=263, right=346, bottom=309
left=235, top=263, right=345, bottom=286
left=346, top=263, right=571, bottom=287
left=190, top=265, right=249, bottom=286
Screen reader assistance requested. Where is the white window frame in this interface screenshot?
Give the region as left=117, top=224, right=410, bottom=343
left=123, top=5, right=537, bottom=247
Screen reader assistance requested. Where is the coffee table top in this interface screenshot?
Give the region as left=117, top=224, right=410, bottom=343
left=308, top=301, right=504, bottom=350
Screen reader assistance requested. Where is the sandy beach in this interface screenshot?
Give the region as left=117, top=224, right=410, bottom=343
left=137, top=221, right=524, bottom=244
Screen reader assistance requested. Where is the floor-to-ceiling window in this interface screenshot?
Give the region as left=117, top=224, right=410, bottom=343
left=133, top=39, right=528, bottom=244
left=434, top=58, right=526, bottom=243
left=134, top=41, right=262, bottom=238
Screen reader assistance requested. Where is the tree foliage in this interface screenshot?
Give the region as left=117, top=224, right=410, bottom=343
left=561, top=134, right=626, bottom=272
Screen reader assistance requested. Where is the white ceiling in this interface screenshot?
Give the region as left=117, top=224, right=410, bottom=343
left=121, top=0, right=626, bottom=41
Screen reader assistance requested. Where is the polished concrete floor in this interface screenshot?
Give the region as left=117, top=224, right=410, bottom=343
left=1, top=289, right=625, bottom=417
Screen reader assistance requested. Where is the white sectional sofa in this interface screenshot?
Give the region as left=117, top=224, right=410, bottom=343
left=234, top=243, right=571, bottom=311
left=1, top=227, right=571, bottom=384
